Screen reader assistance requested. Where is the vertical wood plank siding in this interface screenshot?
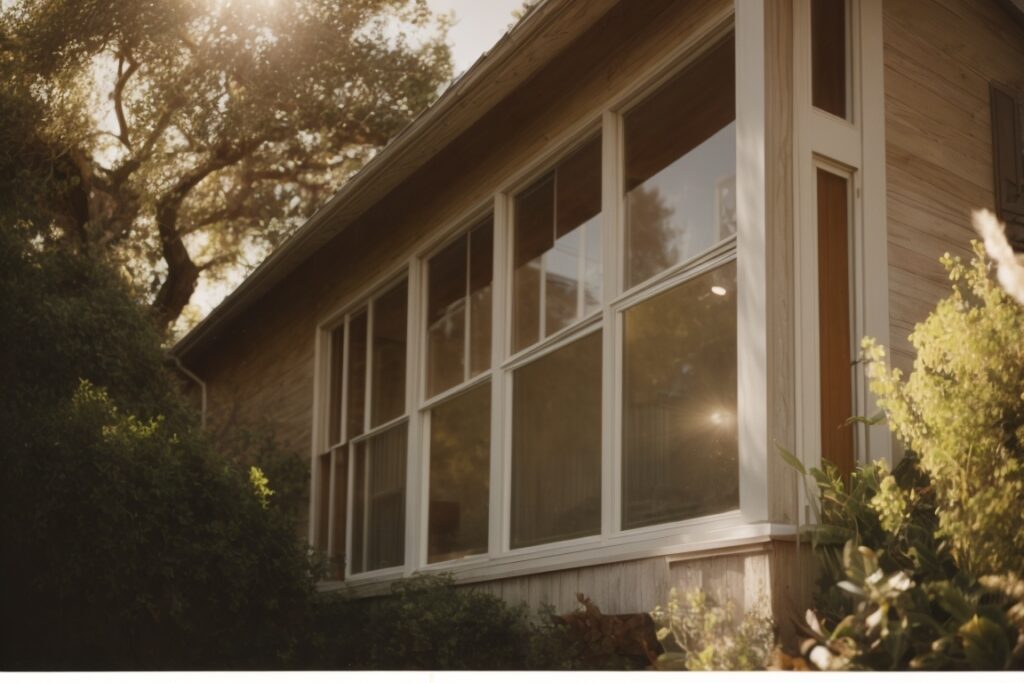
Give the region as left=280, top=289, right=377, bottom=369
left=884, top=0, right=1024, bottom=376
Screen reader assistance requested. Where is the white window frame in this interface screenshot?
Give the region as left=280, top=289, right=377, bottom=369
left=309, top=2, right=801, bottom=591
left=792, top=0, right=892, bottom=526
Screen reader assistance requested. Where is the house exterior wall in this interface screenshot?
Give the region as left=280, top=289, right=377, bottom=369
left=884, top=0, right=1024, bottom=376
left=185, top=0, right=801, bottom=617
left=177, top=0, right=1023, bottom=629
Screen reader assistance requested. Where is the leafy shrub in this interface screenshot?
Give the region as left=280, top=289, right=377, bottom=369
left=305, top=574, right=580, bottom=670
left=862, top=242, right=1024, bottom=578
left=792, top=241, right=1024, bottom=670
left=797, top=462, right=1024, bottom=670
left=651, top=588, right=774, bottom=671
left=0, top=228, right=316, bottom=669
left=212, top=417, right=309, bottom=527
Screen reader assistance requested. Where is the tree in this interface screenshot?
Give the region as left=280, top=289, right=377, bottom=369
left=0, top=0, right=452, bottom=331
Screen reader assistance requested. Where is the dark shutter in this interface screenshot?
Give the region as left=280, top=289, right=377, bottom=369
left=990, top=81, right=1024, bottom=250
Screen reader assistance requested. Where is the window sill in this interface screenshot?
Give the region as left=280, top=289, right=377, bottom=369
left=317, top=519, right=798, bottom=598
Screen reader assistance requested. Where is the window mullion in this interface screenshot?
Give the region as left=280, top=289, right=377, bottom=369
left=464, top=235, right=472, bottom=384
left=490, top=192, right=510, bottom=556
left=405, top=262, right=423, bottom=574
left=601, top=109, right=621, bottom=537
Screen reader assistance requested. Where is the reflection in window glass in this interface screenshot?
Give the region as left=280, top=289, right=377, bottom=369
left=621, top=261, right=738, bottom=529
left=624, top=35, right=735, bottom=288
left=347, top=311, right=368, bottom=439
left=426, top=217, right=494, bottom=397
left=351, top=424, right=407, bottom=573
left=812, top=0, right=848, bottom=119
left=511, top=332, right=602, bottom=548
left=328, top=326, right=345, bottom=445
left=331, top=446, right=347, bottom=571
left=468, top=219, right=493, bottom=376
left=371, top=282, right=407, bottom=426
left=513, top=137, right=601, bottom=352
left=315, top=451, right=331, bottom=552
left=428, top=383, right=490, bottom=563
left=427, top=236, right=467, bottom=396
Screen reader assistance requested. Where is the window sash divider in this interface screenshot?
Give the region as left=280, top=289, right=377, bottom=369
left=418, top=370, right=493, bottom=413
left=348, top=414, right=409, bottom=447
left=613, top=235, right=737, bottom=311
left=500, top=313, right=603, bottom=373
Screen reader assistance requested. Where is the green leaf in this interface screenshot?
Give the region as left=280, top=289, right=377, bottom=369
left=776, top=443, right=807, bottom=476
left=959, top=616, right=1009, bottom=669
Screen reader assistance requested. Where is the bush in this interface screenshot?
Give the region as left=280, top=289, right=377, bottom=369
left=793, top=241, right=1024, bottom=671
left=305, top=574, right=579, bottom=670
left=651, top=588, right=774, bottom=671
left=0, top=228, right=316, bottom=669
left=863, top=242, right=1024, bottom=578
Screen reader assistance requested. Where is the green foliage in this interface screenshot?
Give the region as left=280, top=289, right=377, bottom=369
left=862, top=242, right=1024, bottom=577
left=212, top=416, right=309, bottom=526
left=651, top=588, right=774, bottom=671
left=0, top=227, right=316, bottom=669
left=305, top=574, right=579, bottom=670
left=796, top=243, right=1024, bottom=671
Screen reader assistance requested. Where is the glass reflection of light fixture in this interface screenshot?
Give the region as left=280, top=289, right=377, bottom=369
left=708, top=409, right=733, bottom=427
left=710, top=285, right=727, bottom=296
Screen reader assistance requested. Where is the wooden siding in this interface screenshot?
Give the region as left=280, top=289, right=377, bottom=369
left=884, top=0, right=1024, bottom=376
left=765, top=0, right=799, bottom=525
left=470, top=540, right=812, bottom=644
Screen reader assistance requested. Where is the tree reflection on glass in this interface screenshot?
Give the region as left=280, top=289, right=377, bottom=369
left=621, top=261, right=738, bottom=529
left=513, top=136, right=601, bottom=352
left=428, top=383, right=490, bottom=563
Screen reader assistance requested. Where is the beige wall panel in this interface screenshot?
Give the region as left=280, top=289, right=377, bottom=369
left=765, top=0, right=799, bottom=524
left=884, top=0, right=1024, bottom=378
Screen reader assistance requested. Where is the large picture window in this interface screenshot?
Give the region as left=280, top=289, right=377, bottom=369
left=313, top=28, right=741, bottom=580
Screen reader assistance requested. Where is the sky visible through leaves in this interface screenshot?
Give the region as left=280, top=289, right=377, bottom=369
left=187, top=0, right=524, bottom=323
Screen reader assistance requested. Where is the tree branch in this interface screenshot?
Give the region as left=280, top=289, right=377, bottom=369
left=113, top=53, right=139, bottom=150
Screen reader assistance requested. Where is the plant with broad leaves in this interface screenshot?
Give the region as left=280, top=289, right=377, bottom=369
left=651, top=588, right=775, bottom=671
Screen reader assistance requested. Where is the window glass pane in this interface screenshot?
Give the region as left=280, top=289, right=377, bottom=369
left=624, top=36, right=735, bottom=288
left=513, top=176, right=551, bottom=351
left=622, top=261, right=738, bottom=529
left=511, top=332, right=602, bottom=548
left=371, top=282, right=407, bottom=426
left=331, top=446, right=348, bottom=572
left=347, top=311, right=368, bottom=439
left=428, top=383, right=490, bottom=563
left=315, top=451, right=331, bottom=552
left=513, top=137, right=602, bottom=351
left=468, top=217, right=494, bottom=376
left=351, top=424, right=407, bottom=573
left=328, top=326, right=345, bottom=445
left=427, top=236, right=467, bottom=397
left=351, top=442, right=365, bottom=573
left=812, top=0, right=848, bottom=118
